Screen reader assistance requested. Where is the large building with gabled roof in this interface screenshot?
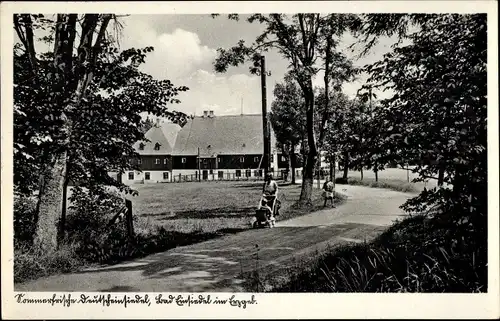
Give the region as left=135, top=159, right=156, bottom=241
left=119, top=110, right=298, bottom=184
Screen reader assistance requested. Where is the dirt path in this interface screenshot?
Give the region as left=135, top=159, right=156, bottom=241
left=15, top=184, right=414, bottom=292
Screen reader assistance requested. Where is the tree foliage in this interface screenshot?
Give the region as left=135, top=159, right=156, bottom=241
left=14, top=14, right=189, bottom=251
left=269, top=74, right=305, bottom=183
left=360, top=14, right=487, bottom=235
left=270, top=74, right=305, bottom=151
left=212, top=13, right=359, bottom=203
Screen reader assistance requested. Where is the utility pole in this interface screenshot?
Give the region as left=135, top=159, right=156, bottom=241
left=197, top=147, right=201, bottom=182
left=260, top=55, right=271, bottom=177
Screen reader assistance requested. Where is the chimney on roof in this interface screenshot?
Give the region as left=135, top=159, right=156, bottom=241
left=203, top=110, right=208, bottom=118
left=209, top=110, right=214, bottom=118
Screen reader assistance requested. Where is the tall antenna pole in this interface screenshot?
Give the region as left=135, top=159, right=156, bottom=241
left=197, top=147, right=201, bottom=182
left=260, top=55, right=270, bottom=177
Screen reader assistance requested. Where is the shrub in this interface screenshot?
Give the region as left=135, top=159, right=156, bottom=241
left=264, top=214, right=487, bottom=293
left=14, top=244, right=82, bottom=283
left=64, top=186, right=131, bottom=263
left=13, top=193, right=37, bottom=247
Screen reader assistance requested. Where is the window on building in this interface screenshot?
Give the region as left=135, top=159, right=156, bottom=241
left=154, top=142, right=161, bottom=150
left=128, top=172, right=134, bottom=180
left=209, top=169, right=213, bottom=174
left=281, top=155, right=286, bottom=162
left=164, top=158, right=168, bottom=165
left=254, top=156, right=259, bottom=162
left=218, top=171, right=224, bottom=179
left=181, top=157, right=186, bottom=163
left=218, top=157, right=221, bottom=163
left=155, top=158, right=160, bottom=164
left=203, top=158, right=207, bottom=164
left=137, top=158, right=142, bottom=165
left=163, top=172, right=169, bottom=180
left=239, top=156, right=245, bottom=163
left=235, top=170, right=241, bottom=177
left=139, top=143, right=145, bottom=150
left=145, top=172, right=150, bottom=180
left=245, top=169, right=251, bottom=177
left=270, top=155, right=274, bottom=162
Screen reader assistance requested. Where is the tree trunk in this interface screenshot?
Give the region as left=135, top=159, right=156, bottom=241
left=360, top=167, right=364, bottom=181
left=299, top=89, right=316, bottom=204
left=285, top=144, right=293, bottom=183
left=374, top=169, right=378, bottom=182
left=438, top=164, right=445, bottom=186
left=332, top=153, right=336, bottom=188
left=299, top=154, right=314, bottom=205
left=330, top=152, right=335, bottom=182
left=291, top=146, right=296, bottom=184
left=33, top=14, right=111, bottom=253
left=343, top=150, right=349, bottom=179
left=316, top=153, right=322, bottom=189
left=57, top=172, right=69, bottom=246
left=34, top=149, right=68, bottom=252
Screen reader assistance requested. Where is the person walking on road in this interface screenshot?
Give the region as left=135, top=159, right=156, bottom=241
left=263, top=173, right=279, bottom=216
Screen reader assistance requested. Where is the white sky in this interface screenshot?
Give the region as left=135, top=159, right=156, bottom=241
left=20, top=14, right=398, bottom=118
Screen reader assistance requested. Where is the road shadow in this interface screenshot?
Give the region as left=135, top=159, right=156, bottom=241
left=70, top=223, right=386, bottom=292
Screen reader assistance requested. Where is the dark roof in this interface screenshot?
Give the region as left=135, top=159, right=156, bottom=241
left=172, top=114, right=276, bottom=156
left=133, top=122, right=181, bottom=155
left=134, top=114, right=277, bottom=156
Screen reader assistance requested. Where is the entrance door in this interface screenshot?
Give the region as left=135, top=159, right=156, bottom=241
left=202, top=170, right=208, bottom=180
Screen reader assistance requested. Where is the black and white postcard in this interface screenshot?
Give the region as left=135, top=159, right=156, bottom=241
left=1, top=1, right=499, bottom=319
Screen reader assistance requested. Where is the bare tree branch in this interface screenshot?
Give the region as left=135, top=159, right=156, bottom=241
left=13, top=14, right=28, bottom=49
left=15, top=14, right=38, bottom=76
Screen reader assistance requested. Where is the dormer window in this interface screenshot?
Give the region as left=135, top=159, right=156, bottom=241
left=139, top=143, right=145, bottom=150
left=154, top=142, right=161, bottom=151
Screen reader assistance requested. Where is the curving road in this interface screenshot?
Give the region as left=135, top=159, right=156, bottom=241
left=15, top=184, right=414, bottom=292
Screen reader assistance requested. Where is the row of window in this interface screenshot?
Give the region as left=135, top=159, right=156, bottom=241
left=127, top=169, right=265, bottom=180
left=138, top=142, right=161, bottom=151
left=128, top=172, right=170, bottom=180
left=137, top=155, right=286, bottom=165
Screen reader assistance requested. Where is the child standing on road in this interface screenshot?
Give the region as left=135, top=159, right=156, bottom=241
left=323, top=179, right=335, bottom=207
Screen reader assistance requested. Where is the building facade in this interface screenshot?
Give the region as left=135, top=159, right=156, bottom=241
left=116, top=111, right=300, bottom=184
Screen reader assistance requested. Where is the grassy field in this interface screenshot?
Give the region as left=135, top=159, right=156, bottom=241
left=129, top=180, right=342, bottom=235
left=331, top=167, right=439, bottom=193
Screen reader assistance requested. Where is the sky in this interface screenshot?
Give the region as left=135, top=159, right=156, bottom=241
left=114, top=14, right=399, bottom=119
left=19, top=14, right=398, bottom=119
